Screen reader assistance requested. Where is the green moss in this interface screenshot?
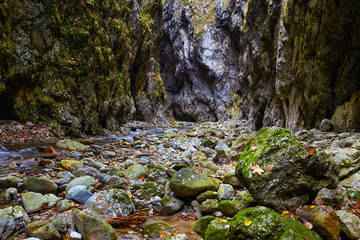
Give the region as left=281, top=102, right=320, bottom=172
left=142, top=222, right=173, bottom=239
left=193, top=216, right=218, bottom=238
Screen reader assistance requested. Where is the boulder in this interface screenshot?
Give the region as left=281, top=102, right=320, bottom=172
left=22, top=192, right=45, bottom=212
left=66, top=186, right=93, bottom=204
left=229, top=206, right=322, bottom=239
left=235, top=127, right=339, bottom=211
left=336, top=210, right=360, bottom=240
left=218, top=200, right=251, bottom=217
left=125, top=163, right=148, bottom=179
left=84, top=189, right=135, bottom=217
left=200, top=199, right=219, bottom=213
left=0, top=187, right=17, bottom=204
left=66, top=176, right=95, bottom=192
left=314, top=188, right=351, bottom=209
left=61, top=160, right=84, bottom=170
left=25, top=221, right=61, bottom=240
left=56, top=139, right=87, bottom=151
left=57, top=200, right=75, bottom=212
left=193, top=215, right=218, bottom=238
left=0, top=175, right=22, bottom=189
left=324, top=147, right=360, bottom=177
left=204, top=219, right=230, bottom=240
left=73, top=210, right=117, bottom=240
left=0, top=206, right=30, bottom=239
left=217, top=184, right=234, bottom=200
left=23, top=176, right=58, bottom=194
left=196, top=191, right=218, bottom=202
left=159, top=195, right=184, bottom=216
left=302, top=205, right=340, bottom=240
left=142, top=223, right=173, bottom=239
left=222, top=172, right=242, bottom=187
left=169, top=168, right=219, bottom=197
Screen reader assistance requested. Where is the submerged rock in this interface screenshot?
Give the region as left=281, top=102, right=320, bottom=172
left=236, top=127, right=339, bottom=211
left=56, top=140, right=87, bottom=151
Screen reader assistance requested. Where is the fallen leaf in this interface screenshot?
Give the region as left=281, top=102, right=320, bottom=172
left=250, top=164, right=264, bottom=176
left=244, top=218, right=252, bottom=226
left=268, top=165, right=273, bottom=172
left=308, top=148, right=316, bottom=154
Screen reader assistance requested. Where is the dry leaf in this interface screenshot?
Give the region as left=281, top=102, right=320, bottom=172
left=250, top=164, right=264, bottom=176
left=244, top=218, right=252, bottom=226
left=250, top=145, right=257, bottom=152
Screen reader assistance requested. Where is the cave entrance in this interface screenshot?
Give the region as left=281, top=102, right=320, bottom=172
left=0, top=86, right=18, bottom=120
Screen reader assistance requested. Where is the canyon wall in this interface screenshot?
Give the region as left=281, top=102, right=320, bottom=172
left=161, top=0, right=360, bottom=131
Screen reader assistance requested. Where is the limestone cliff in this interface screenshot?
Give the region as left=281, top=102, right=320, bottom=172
left=161, top=0, right=360, bottom=132
left=0, top=0, right=168, bottom=135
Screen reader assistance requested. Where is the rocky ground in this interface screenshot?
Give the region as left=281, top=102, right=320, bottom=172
left=0, top=120, right=360, bottom=240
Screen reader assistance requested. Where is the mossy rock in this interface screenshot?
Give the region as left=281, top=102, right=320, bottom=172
left=61, top=160, right=84, bottom=170
left=142, top=222, right=173, bottom=239
left=204, top=219, right=230, bottom=240
left=228, top=206, right=322, bottom=239
left=235, top=127, right=339, bottom=211
left=200, top=199, right=219, bottom=213
left=0, top=175, right=22, bottom=189
left=193, top=215, right=218, bottom=238
left=25, top=221, right=61, bottom=240
left=73, top=210, right=117, bottom=240
left=125, top=164, right=148, bottom=179
left=56, top=139, right=87, bottom=151
left=218, top=200, right=250, bottom=217
left=169, top=168, right=219, bottom=197
left=196, top=191, right=218, bottom=202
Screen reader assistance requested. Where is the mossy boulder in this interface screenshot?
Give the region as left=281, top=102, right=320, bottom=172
left=0, top=175, right=22, bottom=189
left=22, top=192, right=46, bottom=212
left=169, top=168, right=219, bottom=197
left=23, top=176, right=58, bottom=194
left=73, top=210, right=117, bottom=240
left=200, top=199, right=219, bottom=213
left=125, top=164, right=148, bottom=179
left=235, top=127, right=339, bottom=211
left=228, top=206, right=322, bottom=239
left=193, top=216, right=218, bottom=238
left=196, top=191, right=218, bottom=202
left=56, top=140, right=87, bottom=151
left=142, top=222, right=173, bottom=239
left=204, top=219, right=230, bottom=240
left=84, top=189, right=135, bottom=217
left=25, top=221, right=61, bottom=240
left=218, top=200, right=250, bottom=217
left=61, top=159, right=84, bottom=170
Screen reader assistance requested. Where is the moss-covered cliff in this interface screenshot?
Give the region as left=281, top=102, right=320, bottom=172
left=0, top=0, right=168, bottom=135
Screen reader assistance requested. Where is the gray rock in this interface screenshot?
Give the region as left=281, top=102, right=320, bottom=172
left=339, top=171, right=360, bottom=193
left=73, top=210, right=117, bottom=240
left=66, top=186, right=93, bottom=204
left=23, top=176, right=58, bottom=194
left=72, top=165, right=100, bottom=178
left=84, top=189, right=135, bottom=217
left=215, top=140, right=231, bottom=156
left=325, top=147, right=360, bottom=177
left=217, top=184, right=234, bottom=200
left=336, top=210, right=360, bottom=240
left=0, top=206, right=30, bottom=239
left=314, top=188, right=351, bottom=209
left=66, top=176, right=95, bottom=192
left=70, top=231, right=82, bottom=240
left=319, top=119, right=334, bottom=132
left=25, top=221, right=61, bottom=240
left=22, top=192, right=45, bottom=212
left=235, top=127, right=339, bottom=211
left=159, top=195, right=184, bottom=216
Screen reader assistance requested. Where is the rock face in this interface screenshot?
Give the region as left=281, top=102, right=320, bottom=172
left=0, top=0, right=168, bottom=135
left=235, top=127, right=339, bottom=211
left=161, top=0, right=360, bottom=132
